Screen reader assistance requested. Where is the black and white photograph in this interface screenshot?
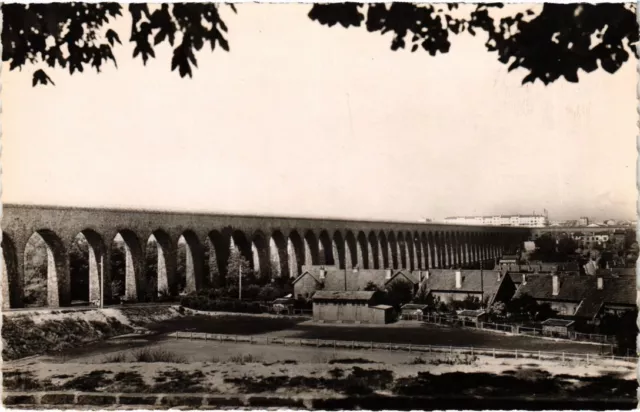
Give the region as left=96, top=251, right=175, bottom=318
left=1, top=2, right=638, bottom=410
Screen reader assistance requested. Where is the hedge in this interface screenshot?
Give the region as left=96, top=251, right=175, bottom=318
left=180, top=296, right=265, bottom=314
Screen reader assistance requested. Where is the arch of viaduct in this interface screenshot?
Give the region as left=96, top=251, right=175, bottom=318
left=1, top=205, right=531, bottom=309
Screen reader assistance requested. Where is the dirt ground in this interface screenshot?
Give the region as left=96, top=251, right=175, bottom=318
left=5, top=338, right=635, bottom=399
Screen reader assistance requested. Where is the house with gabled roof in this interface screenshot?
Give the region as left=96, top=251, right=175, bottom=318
left=293, top=265, right=426, bottom=299
left=512, top=272, right=636, bottom=323
left=419, top=269, right=517, bottom=308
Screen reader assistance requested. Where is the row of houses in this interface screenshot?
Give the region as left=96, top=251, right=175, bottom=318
left=294, top=264, right=636, bottom=325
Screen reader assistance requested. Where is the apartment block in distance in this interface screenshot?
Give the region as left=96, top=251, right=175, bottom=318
left=444, top=214, right=549, bottom=228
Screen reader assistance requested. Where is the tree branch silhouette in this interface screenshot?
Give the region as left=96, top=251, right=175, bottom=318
left=3, top=2, right=637, bottom=86
left=309, top=3, right=638, bottom=84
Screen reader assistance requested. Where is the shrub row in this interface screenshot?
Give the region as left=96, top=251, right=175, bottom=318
left=180, top=296, right=265, bottom=314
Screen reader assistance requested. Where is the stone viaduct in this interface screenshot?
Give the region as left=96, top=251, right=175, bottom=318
left=1, top=204, right=531, bottom=309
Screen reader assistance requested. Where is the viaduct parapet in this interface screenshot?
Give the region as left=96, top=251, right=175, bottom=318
left=1, top=204, right=531, bottom=309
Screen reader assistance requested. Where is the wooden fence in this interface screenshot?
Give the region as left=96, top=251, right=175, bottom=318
left=170, top=331, right=636, bottom=364
left=402, top=313, right=617, bottom=345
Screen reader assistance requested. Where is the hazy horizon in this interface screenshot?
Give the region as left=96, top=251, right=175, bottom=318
left=3, top=4, right=636, bottom=223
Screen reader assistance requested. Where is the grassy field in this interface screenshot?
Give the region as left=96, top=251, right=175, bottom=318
left=144, top=314, right=612, bottom=355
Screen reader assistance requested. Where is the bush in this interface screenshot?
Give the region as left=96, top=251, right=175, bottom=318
left=132, top=348, right=187, bottom=363
left=102, top=352, right=128, bottom=363
left=180, top=295, right=264, bottom=314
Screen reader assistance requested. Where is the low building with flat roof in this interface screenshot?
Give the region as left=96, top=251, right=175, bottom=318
left=311, top=290, right=390, bottom=324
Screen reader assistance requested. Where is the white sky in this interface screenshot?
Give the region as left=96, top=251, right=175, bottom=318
left=2, top=4, right=637, bottom=222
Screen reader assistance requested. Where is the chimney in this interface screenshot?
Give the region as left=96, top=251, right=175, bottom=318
left=522, top=274, right=527, bottom=286
left=597, top=276, right=603, bottom=290
left=552, top=274, right=559, bottom=296
left=455, top=271, right=462, bottom=289
left=385, top=269, right=392, bottom=280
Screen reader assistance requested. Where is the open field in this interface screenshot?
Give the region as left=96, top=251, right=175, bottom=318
left=147, top=312, right=615, bottom=354
left=3, top=308, right=615, bottom=364
left=3, top=308, right=636, bottom=409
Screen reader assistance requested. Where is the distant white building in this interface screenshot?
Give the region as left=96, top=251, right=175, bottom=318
left=444, top=214, right=548, bottom=228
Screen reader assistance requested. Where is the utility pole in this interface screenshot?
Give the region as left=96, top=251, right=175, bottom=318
left=239, top=262, right=242, bottom=300
left=480, top=259, right=484, bottom=309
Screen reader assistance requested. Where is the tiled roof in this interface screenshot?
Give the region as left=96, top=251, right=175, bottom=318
left=312, top=290, right=376, bottom=302
left=595, top=268, right=636, bottom=276
left=388, top=270, right=421, bottom=285
left=401, top=303, right=429, bottom=311
left=542, top=318, right=574, bottom=327
left=513, top=274, right=636, bottom=319
left=292, top=270, right=321, bottom=285
left=318, top=268, right=420, bottom=292
left=458, top=309, right=486, bottom=317
left=425, top=269, right=504, bottom=296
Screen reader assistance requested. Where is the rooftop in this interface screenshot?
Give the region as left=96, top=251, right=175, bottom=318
left=312, top=290, right=377, bottom=302
left=457, top=309, right=486, bottom=317
left=542, top=318, right=575, bottom=327
left=513, top=273, right=636, bottom=319
left=425, top=269, right=505, bottom=296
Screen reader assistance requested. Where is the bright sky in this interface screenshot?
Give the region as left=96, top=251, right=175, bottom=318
left=2, top=4, right=637, bottom=222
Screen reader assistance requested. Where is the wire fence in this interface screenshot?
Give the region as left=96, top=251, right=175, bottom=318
left=170, top=331, right=636, bottom=364
left=401, top=313, right=617, bottom=344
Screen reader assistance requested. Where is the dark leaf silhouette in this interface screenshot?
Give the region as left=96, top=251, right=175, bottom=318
left=32, top=69, right=54, bottom=86
left=2, top=2, right=233, bottom=86
left=3, top=2, right=638, bottom=87
left=309, top=2, right=638, bottom=85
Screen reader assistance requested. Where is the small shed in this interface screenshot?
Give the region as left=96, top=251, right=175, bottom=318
left=541, top=318, right=575, bottom=336
left=400, top=303, right=429, bottom=320
left=371, top=304, right=394, bottom=324
left=272, top=297, right=294, bottom=314
left=457, top=309, right=487, bottom=323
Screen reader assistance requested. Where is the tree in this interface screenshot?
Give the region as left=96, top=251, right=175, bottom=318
left=226, top=247, right=254, bottom=289
left=4, top=3, right=637, bottom=87
left=364, top=281, right=381, bottom=292
left=385, top=280, right=414, bottom=309
left=488, top=301, right=506, bottom=319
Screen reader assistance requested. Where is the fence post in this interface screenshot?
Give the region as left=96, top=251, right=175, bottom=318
left=587, top=353, right=589, bottom=364
left=471, top=347, right=474, bottom=357
left=266, top=337, right=270, bottom=345
left=562, top=352, right=565, bottom=362
left=409, top=344, right=412, bottom=353
left=450, top=346, right=452, bottom=354
left=191, top=331, right=193, bottom=340
left=317, top=339, right=320, bottom=348
left=176, top=332, right=179, bottom=340
left=249, top=336, right=252, bottom=344
left=204, top=333, right=207, bottom=341
left=538, top=350, right=541, bottom=361
left=515, top=349, right=518, bottom=359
